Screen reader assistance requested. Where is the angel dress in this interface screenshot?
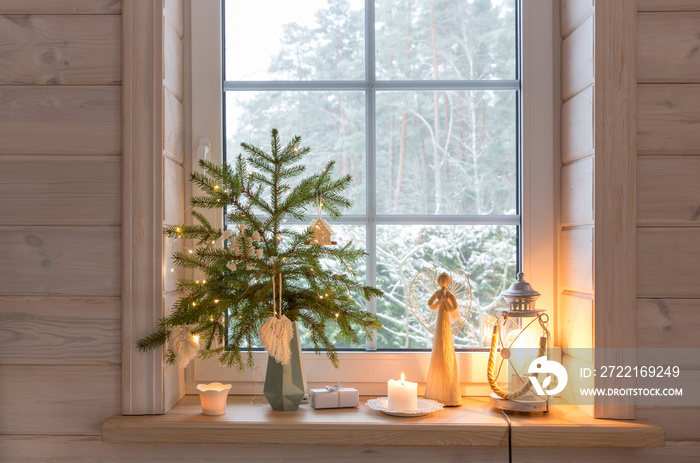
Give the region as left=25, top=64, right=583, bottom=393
left=423, top=273, right=463, bottom=406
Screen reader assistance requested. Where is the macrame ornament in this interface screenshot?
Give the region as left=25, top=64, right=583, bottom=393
left=168, top=325, right=200, bottom=366
left=309, top=193, right=336, bottom=245
left=257, top=268, right=294, bottom=364
left=225, top=224, right=263, bottom=270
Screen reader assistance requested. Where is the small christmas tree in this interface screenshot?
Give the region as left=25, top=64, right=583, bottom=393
left=137, top=129, right=382, bottom=369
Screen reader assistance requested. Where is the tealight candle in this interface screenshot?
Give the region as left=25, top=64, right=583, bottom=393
left=387, top=373, right=418, bottom=411
left=196, top=382, right=232, bottom=415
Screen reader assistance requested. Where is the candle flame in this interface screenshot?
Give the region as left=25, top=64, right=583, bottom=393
left=400, top=372, right=405, bottom=385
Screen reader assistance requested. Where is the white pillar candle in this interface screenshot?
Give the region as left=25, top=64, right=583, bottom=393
left=387, top=373, right=418, bottom=411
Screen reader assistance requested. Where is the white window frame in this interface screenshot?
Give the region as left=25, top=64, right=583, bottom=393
left=186, top=0, right=556, bottom=394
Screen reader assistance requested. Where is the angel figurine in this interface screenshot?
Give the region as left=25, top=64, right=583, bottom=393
left=409, top=269, right=472, bottom=407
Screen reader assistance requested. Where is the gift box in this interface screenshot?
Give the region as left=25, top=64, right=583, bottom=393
left=310, top=384, right=359, bottom=409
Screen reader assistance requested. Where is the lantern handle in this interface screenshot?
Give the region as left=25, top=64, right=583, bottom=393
left=486, top=325, right=546, bottom=400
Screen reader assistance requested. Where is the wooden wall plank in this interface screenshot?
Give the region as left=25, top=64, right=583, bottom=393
left=637, top=155, right=700, bottom=226
left=637, top=228, right=700, bottom=298
left=638, top=83, right=700, bottom=154
left=0, top=1, right=121, bottom=15
left=562, top=15, right=594, bottom=101
left=561, top=85, right=594, bottom=163
left=561, top=156, right=593, bottom=226
left=163, top=17, right=183, bottom=100
left=0, top=156, right=120, bottom=226
left=637, top=298, right=700, bottom=348
left=561, top=0, right=593, bottom=39
left=163, top=87, right=184, bottom=163
left=638, top=0, right=700, bottom=12
left=0, top=296, right=120, bottom=365
left=559, top=292, right=594, bottom=354
left=637, top=406, right=700, bottom=441
left=0, top=15, right=120, bottom=85
left=560, top=227, right=593, bottom=294
left=0, top=86, right=121, bottom=155
left=0, top=365, right=120, bottom=435
left=165, top=0, right=184, bottom=36
left=638, top=12, right=700, bottom=83
left=163, top=156, right=184, bottom=226
left=560, top=354, right=594, bottom=418
left=0, top=226, right=120, bottom=296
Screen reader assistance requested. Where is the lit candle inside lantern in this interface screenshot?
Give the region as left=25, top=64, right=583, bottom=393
left=387, top=373, right=418, bottom=411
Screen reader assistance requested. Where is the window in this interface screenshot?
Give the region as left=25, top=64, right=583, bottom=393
left=189, top=0, right=555, bottom=391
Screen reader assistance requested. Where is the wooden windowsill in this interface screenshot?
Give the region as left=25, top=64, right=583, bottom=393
left=102, top=395, right=664, bottom=447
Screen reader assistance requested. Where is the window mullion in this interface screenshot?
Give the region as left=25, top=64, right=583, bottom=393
left=365, top=0, right=377, bottom=350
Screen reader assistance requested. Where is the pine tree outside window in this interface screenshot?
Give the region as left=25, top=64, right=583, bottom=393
left=189, top=0, right=555, bottom=390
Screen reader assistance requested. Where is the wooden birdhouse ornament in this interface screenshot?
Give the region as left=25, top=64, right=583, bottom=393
left=309, top=193, right=336, bottom=245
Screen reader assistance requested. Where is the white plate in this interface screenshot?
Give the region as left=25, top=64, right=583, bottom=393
left=365, top=397, right=443, bottom=417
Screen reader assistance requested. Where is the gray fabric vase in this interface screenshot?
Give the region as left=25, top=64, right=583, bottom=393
left=263, top=323, right=306, bottom=411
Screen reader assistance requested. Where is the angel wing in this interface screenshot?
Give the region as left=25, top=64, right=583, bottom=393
left=408, top=268, right=472, bottom=337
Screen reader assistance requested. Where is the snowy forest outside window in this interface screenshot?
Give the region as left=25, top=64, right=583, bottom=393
left=222, top=0, right=519, bottom=350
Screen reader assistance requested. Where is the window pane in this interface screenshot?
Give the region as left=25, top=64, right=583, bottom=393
left=224, top=0, right=365, bottom=81
left=375, top=90, right=516, bottom=215
left=375, top=224, right=517, bottom=349
left=225, top=91, right=366, bottom=214
left=298, top=225, right=367, bottom=349
left=375, top=0, right=516, bottom=80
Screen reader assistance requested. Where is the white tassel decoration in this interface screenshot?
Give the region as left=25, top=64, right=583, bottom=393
left=258, top=314, right=294, bottom=364
left=169, top=325, right=200, bottom=366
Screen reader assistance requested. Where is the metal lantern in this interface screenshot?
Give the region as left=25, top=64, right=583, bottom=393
left=487, top=273, right=551, bottom=412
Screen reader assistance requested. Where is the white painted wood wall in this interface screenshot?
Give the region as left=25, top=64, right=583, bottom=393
left=1, top=0, right=699, bottom=460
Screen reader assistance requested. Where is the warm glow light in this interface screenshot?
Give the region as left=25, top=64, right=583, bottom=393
left=193, top=335, right=200, bottom=343
left=505, top=325, right=541, bottom=375
left=214, top=299, right=219, bottom=303
left=400, top=372, right=405, bottom=384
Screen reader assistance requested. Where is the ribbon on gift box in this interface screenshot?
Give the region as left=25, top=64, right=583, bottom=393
left=325, top=382, right=344, bottom=407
